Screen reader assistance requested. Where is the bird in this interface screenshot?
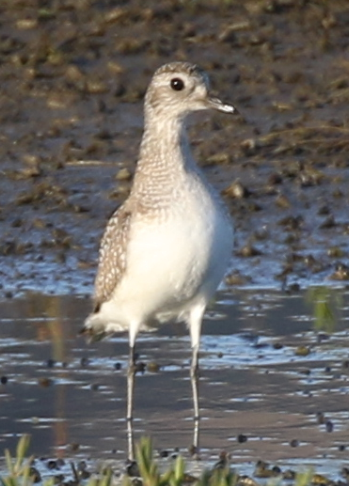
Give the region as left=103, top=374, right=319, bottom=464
left=83, top=61, right=235, bottom=461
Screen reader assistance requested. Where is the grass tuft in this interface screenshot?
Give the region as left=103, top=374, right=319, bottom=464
left=0, top=436, right=319, bottom=486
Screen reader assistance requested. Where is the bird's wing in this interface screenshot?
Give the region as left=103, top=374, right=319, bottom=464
left=93, top=205, right=132, bottom=310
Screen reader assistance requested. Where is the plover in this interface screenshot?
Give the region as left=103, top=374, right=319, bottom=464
left=84, top=62, right=235, bottom=460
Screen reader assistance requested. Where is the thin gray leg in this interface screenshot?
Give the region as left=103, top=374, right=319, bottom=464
left=190, top=344, right=200, bottom=453
left=127, top=345, right=136, bottom=461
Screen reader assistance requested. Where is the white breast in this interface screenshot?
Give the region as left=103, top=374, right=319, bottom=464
left=105, top=175, right=233, bottom=328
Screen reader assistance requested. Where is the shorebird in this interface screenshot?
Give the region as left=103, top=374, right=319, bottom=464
left=84, top=62, right=235, bottom=460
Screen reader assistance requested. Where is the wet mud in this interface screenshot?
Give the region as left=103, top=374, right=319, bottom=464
left=0, top=0, right=349, bottom=481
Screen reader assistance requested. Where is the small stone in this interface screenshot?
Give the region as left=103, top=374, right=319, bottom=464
left=327, top=247, right=344, bottom=258
left=218, top=26, right=237, bottom=44
left=238, top=244, right=262, bottom=257
left=320, top=216, right=336, bottom=229
left=86, top=80, right=109, bottom=94
left=53, top=474, right=65, bottom=483
left=126, top=460, right=139, bottom=477
left=38, top=377, right=52, bottom=387
left=207, top=152, right=230, bottom=165
left=147, top=361, right=160, bottom=373
left=116, top=168, right=132, bottom=181
left=240, top=138, right=258, bottom=154
left=29, top=467, right=41, bottom=483
left=268, top=173, right=283, bottom=185
left=80, top=357, right=89, bottom=367
left=104, top=7, right=128, bottom=23
left=316, top=412, right=326, bottom=424
left=223, top=181, right=250, bottom=199
left=16, top=19, right=38, bottom=29
left=225, top=271, right=250, bottom=286
left=275, top=194, right=291, bottom=209
left=79, top=470, right=91, bottom=480
left=134, top=362, right=146, bottom=374
left=283, top=470, right=296, bottom=480
left=317, top=205, right=330, bottom=216
left=67, top=443, right=80, bottom=453
left=330, top=263, right=349, bottom=280
left=288, top=283, right=300, bottom=292
left=295, top=346, right=310, bottom=357
left=159, top=449, right=169, bottom=458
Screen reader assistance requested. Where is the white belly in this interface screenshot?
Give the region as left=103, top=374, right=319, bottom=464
left=91, top=178, right=233, bottom=334
left=110, top=192, right=230, bottom=324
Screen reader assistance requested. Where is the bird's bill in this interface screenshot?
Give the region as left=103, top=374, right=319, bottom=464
left=206, top=96, right=236, bottom=114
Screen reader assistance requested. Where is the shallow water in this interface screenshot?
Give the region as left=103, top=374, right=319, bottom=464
left=0, top=287, right=348, bottom=479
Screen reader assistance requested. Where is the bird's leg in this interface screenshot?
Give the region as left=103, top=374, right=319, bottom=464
left=189, top=305, right=205, bottom=455
left=127, top=345, right=136, bottom=462
left=190, top=343, right=200, bottom=453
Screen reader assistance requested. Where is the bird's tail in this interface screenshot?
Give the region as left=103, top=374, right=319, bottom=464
left=79, top=312, right=111, bottom=341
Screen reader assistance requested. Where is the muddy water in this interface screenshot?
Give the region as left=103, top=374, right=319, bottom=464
left=0, top=287, right=348, bottom=478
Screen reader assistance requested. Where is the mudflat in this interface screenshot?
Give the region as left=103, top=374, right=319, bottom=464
left=0, top=0, right=348, bottom=296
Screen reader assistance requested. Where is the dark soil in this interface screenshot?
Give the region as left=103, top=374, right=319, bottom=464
left=1, top=0, right=349, bottom=297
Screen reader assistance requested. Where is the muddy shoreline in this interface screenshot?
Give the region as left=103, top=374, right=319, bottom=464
left=1, top=0, right=349, bottom=297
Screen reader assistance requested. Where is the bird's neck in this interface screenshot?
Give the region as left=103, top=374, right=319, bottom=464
left=131, top=116, right=195, bottom=207
left=139, top=115, right=191, bottom=172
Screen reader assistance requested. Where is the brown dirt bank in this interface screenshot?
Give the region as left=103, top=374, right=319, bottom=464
left=0, top=0, right=349, bottom=297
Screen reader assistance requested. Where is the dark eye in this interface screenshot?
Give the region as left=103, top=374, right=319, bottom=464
left=170, top=78, right=185, bottom=91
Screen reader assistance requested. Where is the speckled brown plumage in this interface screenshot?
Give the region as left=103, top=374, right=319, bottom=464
left=94, top=205, right=132, bottom=308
